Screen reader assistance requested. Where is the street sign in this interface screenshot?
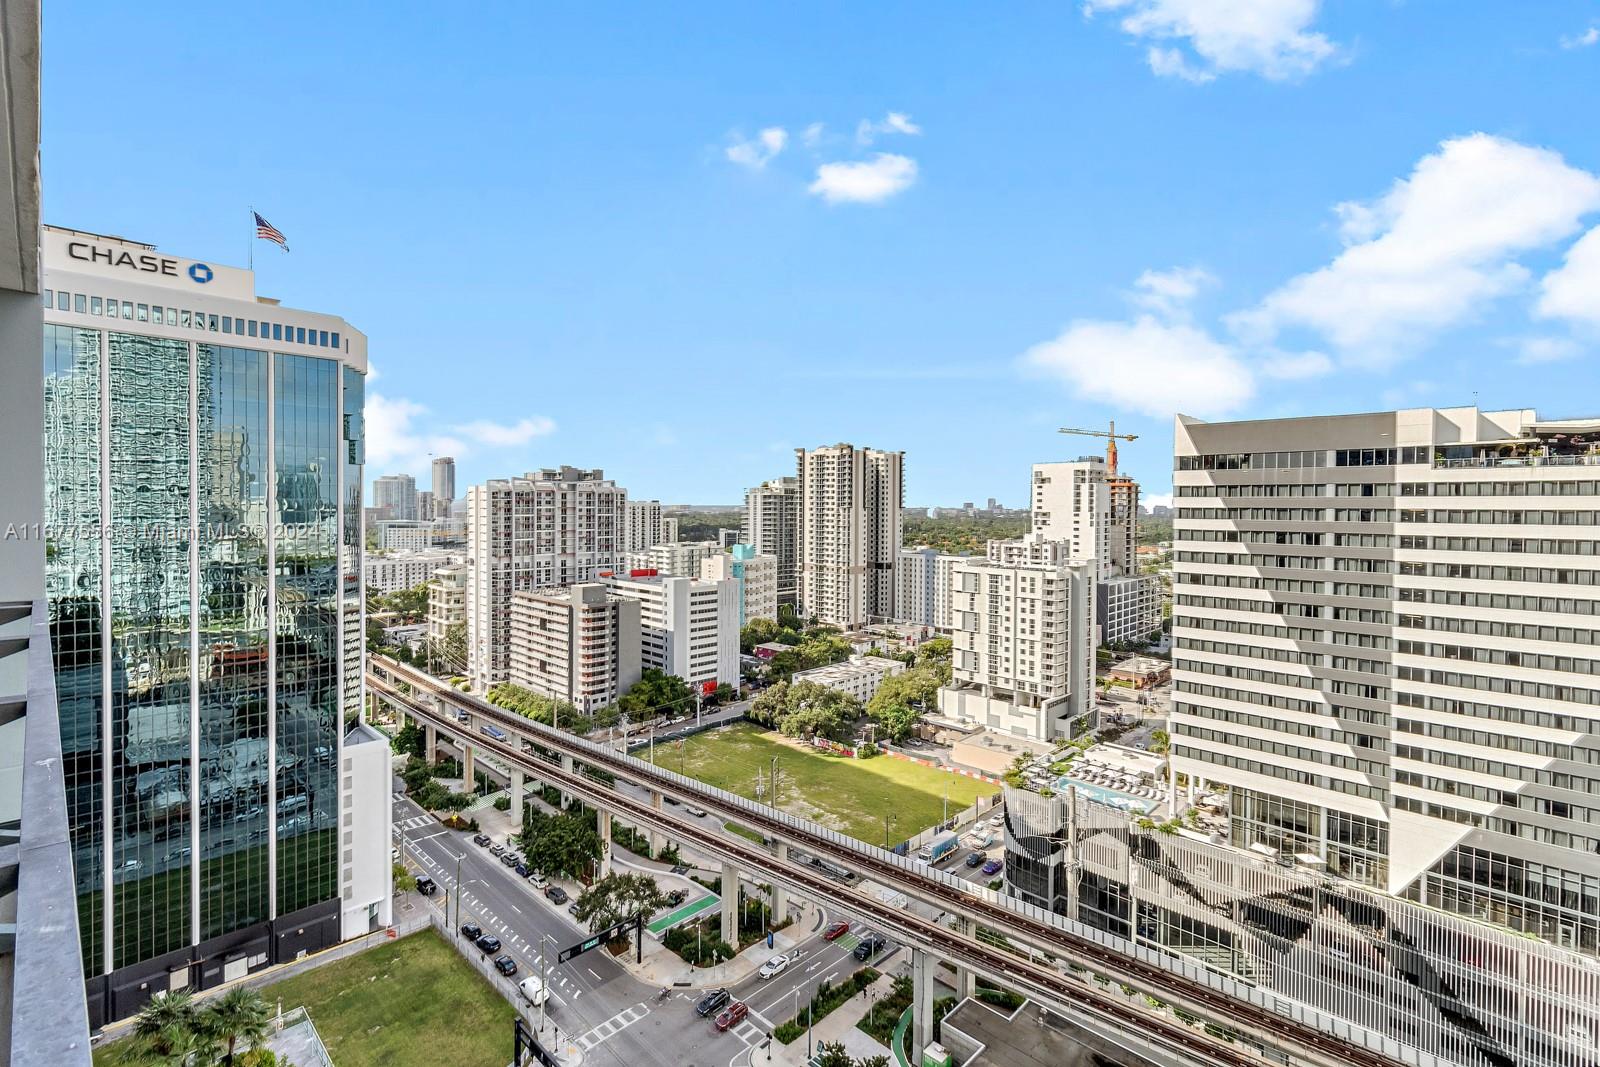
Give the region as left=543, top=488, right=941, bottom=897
left=557, top=913, right=643, bottom=963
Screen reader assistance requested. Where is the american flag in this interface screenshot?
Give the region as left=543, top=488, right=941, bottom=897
left=254, top=211, right=289, bottom=251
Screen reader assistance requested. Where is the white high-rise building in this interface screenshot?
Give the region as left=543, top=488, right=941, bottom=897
left=432, top=455, right=456, bottom=512
left=744, top=476, right=801, bottom=609
left=1171, top=406, right=1600, bottom=955
left=509, top=584, right=642, bottom=712
left=373, top=473, right=419, bottom=521
left=702, top=545, right=779, bottom=626
left=897, top=545, right=963, bottom=632
left=937, top=542, right=1096, bottom=740
left=465, top=466, right=627, bottom=688
left=796, top=445, right=903, bottom=629
left=625, top=499, right=665, bottom=552
left=600, top=572, right=739, bottom=689
left=428, top=562, right=468, bottom=645
left=1031, top=457, right=1111, bottom=571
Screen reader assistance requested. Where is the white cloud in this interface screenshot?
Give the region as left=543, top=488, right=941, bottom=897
left=856, top=111, right=922, bottom=145
left=1538, top=225, right=1600, bottom=329
left=451, top=417, right=557, bottom=448
left=1084, top=0, right=1338, bottom=82
left=1561, top=26, right=1599, bottom=49
left=1132, top=266, right=1217, bottom=317
left=367, top=393, right=556, bottom=483
left=726, top=127, right=788, bottom=170
left=802, top=122, right=826, bottom=147
left=1259, top=349, right=1334, bottom=379
left=809, top=154, right=918, bottom=204
left=1020, top=314, right=1254, bottom=419
left=1514, top=336, right=1582, bottom=365
left=1234, top=134, right=1600, bottom=363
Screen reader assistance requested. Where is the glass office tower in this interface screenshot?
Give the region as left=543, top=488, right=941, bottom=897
left=40, top=225, right=378, bottom=1025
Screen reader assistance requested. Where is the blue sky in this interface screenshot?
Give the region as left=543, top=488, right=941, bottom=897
left=43, top=2, right=1600, bottom=508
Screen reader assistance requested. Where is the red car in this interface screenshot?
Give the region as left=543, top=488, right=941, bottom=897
left=823, top=921, right=850, bottom=941
left=714, top=1000, right=749, bottom=1032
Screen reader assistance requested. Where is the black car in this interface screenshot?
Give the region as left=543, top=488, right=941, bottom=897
left=476, top=934, right=502, bottom=953
left=695, top=988, right=730, bottom=1017
left=545, top=885, right=568, bottom=905
left=494, top=954, right=518, bottom=976
left=854, top=934, right=885, bottom=961
left=415, top=875, right=437, bottom=896
left=473, top=833, right=492, bottom=847
left=964, top=851, right=984, bottom=869
left=460, top=921, right=482, bottom=940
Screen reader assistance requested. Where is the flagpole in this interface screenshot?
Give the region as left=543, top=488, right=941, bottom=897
left=248, top=205, right=254, bottom=271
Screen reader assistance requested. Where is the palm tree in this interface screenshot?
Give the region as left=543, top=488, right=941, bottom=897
left=123, top=990, right=203, bottom=1064
left=203, top=986, right=273, bottom=1066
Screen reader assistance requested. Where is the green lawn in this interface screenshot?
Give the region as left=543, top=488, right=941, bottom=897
left=648, top=723, right=995, bottom=845
left=94, top=927, right=516, bottom=1067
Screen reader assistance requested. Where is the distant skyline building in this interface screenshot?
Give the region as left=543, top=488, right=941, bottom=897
left=372, top=472, right=418, bottom=520
left=743, top=476, right=801, bottom=610
left=1171, top=405, right=1600, bottom=955
left=465, top=466, right=627, bottom=688
left=431, top=455, right=456, bottom=511
left=896, top=545, right=962, bottom=632
left=625, top=499, right=665, bottom=552
left=623, top=539, right=721, bottom=578
left=795, top=445, right=903, bottom=629
left=40, top=224, right=387, bottom=1023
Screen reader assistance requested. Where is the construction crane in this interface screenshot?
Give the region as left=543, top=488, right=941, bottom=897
left=1058, top=421, right=1138, bottom=475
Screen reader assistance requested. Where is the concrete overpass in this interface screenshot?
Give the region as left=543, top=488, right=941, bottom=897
left=369, top=655, right=1438, bottom=1067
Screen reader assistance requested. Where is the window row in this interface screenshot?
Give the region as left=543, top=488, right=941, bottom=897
left=1395, top=664, right=1600, bottom=708
left=1396, top=717, right=1600, bottom=764
left=1395, top=689, right=1599, bottom=735
left=1171, top=743, right=1387, bottom=801
left=45, top=287, right=341, bottom=350
left=1395, top=745, right=1600, bottom=801
left=1397, top=639, right=1600, bottom=678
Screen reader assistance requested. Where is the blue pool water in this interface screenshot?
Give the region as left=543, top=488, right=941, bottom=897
left=1057, top=777, right=1158, bottom=814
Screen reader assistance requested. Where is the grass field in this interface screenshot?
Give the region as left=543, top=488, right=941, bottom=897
left=93, top=927, right=516, bottom=1067
left=648, top=722, right=995, bottom=845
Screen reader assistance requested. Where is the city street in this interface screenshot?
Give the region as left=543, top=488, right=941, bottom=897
left=392, top=786, right=897, bottom=1067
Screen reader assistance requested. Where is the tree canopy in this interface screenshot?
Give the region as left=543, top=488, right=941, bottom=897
left=618, top=668, right=696, bottom=720
left=750, top=680, right=861, bottom=742
left=518, top=807, right=603, bottom=880
left=573, top=872, right=671, bottom=952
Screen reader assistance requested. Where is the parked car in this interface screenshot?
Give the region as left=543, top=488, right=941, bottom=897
left=757, top=954, right=791, bottom=979
left=515, top=862, right=532, bottom=877
left=476, top=934, right=502, bottom=953
left=986, top=815, right=1004, bottom=831
left=695, top=988, right=731, bottom=1017
left=567, top=899, right=581, bottom=915
left=982, top=858, right=1002, bottom=875
left=494, top=954, right=518, bottom=976
left=474, top=833, right=492, bottom=847
left=489, top=842, right=507, bottom=856
left=823, top=921, right=850, bottom=941
left=518, top=976, right=548, bottom=1005
left=460, top=921, right=482, bottom=940
left=499, top=852, right=520, bottom=868
left=685, top=806, right=708, bottom=818
left=545, top=885, right=568, bottom=905
left=714, top=1001, right=749, bottom=1032
left=415, top=875, right=437, bottom=896
left=854, top=934, right=885, bottom=961
left=528, top=872, right=549, bottom=889
left=964, top=851, right=984, bottom=868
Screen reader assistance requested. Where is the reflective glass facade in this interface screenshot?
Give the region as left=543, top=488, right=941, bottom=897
left=41, top=321, right=363, bottom=1009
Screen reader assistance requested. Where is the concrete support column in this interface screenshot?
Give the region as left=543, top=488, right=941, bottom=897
left=771, top=841, right=789, bottom=923
left=461, top=744, right=476, bottom=794
left=559, top=753, right=575, bottom=807
left=423, top=722, right=437, bottom=762
left=598, top=810, right=613, bottom=878
left=510, top=768, right=525, bottom=813
left=648, top=790, right=664, bottom=855
left=949, top=918, right=976, bottom=998
left=720, top=862, right=739, bottom=946
left=912, top=947, right=936, bottom=1061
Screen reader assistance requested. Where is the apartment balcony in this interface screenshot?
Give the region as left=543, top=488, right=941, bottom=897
left=0, top=600, right=92, bottom=1066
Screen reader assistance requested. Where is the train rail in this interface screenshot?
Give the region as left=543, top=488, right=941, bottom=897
left=367, top=658, right=1415, bottom=1067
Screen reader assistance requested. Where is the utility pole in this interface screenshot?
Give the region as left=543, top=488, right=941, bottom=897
left=770, top=757, right=780, bottom=808
left=452, top=852, right=463, bottom=933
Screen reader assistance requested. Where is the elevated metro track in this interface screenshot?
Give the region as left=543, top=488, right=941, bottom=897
left=368, top=657, right=1431, bottom=1067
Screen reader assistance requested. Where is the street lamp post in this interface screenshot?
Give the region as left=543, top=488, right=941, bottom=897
left=452, top=852, right=464, bottom=932
left=539, top=933, right=554, bottom=1036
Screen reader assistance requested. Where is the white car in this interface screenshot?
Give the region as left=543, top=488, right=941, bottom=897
left=685, top=806, right=708, bottom=818
left=518, top=975, right=548, bottom=1006
left=758, top=953, right=792, bottom=979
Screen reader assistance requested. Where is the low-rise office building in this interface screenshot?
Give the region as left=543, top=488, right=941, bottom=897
left=365, top=550, right=457, bottom=596
left=790, top=655, right=906, bottom=703
left=1098, top=573, right=1162, bottom=645
left=427, top=562, right=467, bottom=643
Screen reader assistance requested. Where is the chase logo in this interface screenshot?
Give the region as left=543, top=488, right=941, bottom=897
left=188, top=262, right=214, bottom=284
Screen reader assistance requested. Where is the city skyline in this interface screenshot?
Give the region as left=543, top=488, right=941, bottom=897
left=42, top=4, right=1600, bottom=508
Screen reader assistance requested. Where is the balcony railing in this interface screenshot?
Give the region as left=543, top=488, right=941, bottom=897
left=1434, top=453, right=1600, bottom=470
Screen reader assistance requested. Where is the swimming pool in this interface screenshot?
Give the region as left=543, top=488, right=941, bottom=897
left=1056, top=776, right=1158, bottom=814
